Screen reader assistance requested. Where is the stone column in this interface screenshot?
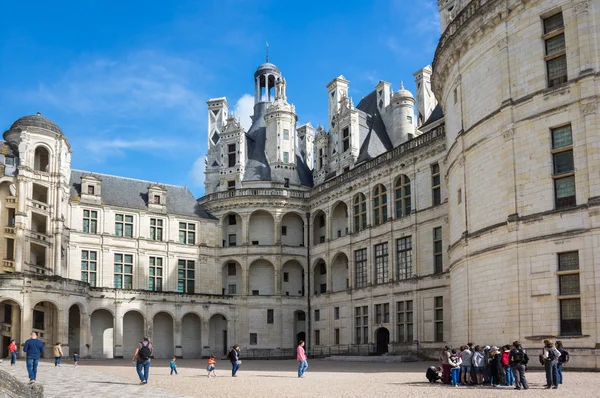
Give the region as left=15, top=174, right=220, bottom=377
left=57, top=308, right=68, bottom=355
left=113, top=305, right=124, bottom=358
left=200, top=317, right=210, bottom=358
left=241, top=214, right=248, bottom=245
left=266, top=74, right=270, bottom=101
left=174, top=318, right=183, bottom=358
left=273, top=214, right=281, bottom=245
left=573, top=1, right=593, bottom=75
left=19, top=293, right=32, bottom=357
left=79, top=311, right=90, bottom=358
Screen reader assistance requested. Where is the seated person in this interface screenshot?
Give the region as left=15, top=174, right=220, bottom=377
left=426, top=366, right=442, bottom=383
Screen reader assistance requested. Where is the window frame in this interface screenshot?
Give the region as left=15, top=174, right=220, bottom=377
left=179, top=222, right=196, bottom=245
left=396, top=300, right=414, bottom=343
left=372, top=184, right=388, bottom=226
left=353, top=193, right=367, bottom=232
left=150, top=218, right=164, bottom=241
left=543, top=12, right=567, bottom=88
left=177, top=259, right=195, bottom=294
left=149, top=256, right=163, bottom=292
left=431, top=163, right=441, bottom=206
left=114, top=253, right=134, bottom=289
left=433, top=227, right=443, bottom=274
left=394, top=175, right=411, bottom=219
left=83, top=209, right=98, bottom=234
left=374, top=242, right=389, bottom=284
left=551, top=125, right=576, bottom=209
left=355, top=248, right=368, bottom=288
left=115, top=213, right=134, bottom=238
left=434, top=296, right=444, bottom=342
left=557, top=251, right=582, bottom=336
left=81, top=250, right=97, bottom=287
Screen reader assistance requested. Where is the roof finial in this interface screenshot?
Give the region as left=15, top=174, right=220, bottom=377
left=37, top=111, right=41, bottom=116
left=266, top=42, right=269, bottom=63
left=400, top=81, right=404, bottom=90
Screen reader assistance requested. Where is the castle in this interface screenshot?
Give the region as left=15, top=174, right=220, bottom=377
left=0, top=0, right=598, bottom=368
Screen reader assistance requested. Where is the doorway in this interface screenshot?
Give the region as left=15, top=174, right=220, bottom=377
left=376, top=327, right=390, bottom=355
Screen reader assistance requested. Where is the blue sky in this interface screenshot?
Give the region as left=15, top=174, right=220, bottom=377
left=0, top=0, right=440, bottom=197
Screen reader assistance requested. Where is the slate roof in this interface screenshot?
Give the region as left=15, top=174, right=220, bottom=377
left=8, top=114, right=63, bottom=135
left=355, top=90, right=393, bottom=163
left=70, top=170, right=214, bottom=219
left=421, top=104, right=444, bottom=128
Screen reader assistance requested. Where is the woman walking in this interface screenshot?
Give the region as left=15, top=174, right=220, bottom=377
left=53, top=342, right=63, bottom=367
left=297, top=340, right=308, bottom=378
left=228, top=345, right=241, bottom=377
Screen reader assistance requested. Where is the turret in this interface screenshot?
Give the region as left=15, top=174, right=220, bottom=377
left=326, top=76, right=350, bottom=130
left=389, top=83, right=416, bottom=146
left=413, top=66, right=437, bottom=127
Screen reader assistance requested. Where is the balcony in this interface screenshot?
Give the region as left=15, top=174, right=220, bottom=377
left=2, top=259, right=15, bottom=272
left=218, top=244, right=307, bottom=258
left=27, top=230, right=52, bottom=245
left=5, top=196, right=16, bottom=205
left=4, top=226, right=15, bottom=236
left=0, top=322, right=11, bottom=333
left=31, top=200, right=50, bottom=213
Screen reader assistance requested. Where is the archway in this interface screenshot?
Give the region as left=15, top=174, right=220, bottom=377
left=248, top=259, right=275, bottom=295
left=221, top=261, right=242, bottom=296
left=281, top=212, right=304, bottom=246
left=182, top=313, right=202, bottom=358
left=0, top=299, right=21, bottom=358
left=293, top=310, right=306, bottom=348
left=152, top=312, right=174, bottom=358
left=281, top=260, right=304, bottom=297
left=313, top=259, right=327, bottom=295
left=312, top=210, right=326, bottom=245
left=68, top=305, right=82, bottom=357
left=32, top=301, right=59, bottom=358
left=222, top=212, right=242, bottom=247
left=209, top=314, right=228, bottom=356
left=34, top=146, right=50, bottom=172
left=331, top=253, right=349, bottom=292
left=91, top=309, right=114, bottom=358
left=376, top=327, right=390, bottom=355
left=248, top=210, right=274, bottom=245
left=330, top=202, right=348, bottom=240
left=123, top=311, right=145, bottom=356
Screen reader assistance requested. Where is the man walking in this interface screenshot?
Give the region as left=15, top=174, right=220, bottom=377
left=23, top=332, right=44, bottom=384
left=297, top=340, right=308, bottom=378
left=132, top=337, right=153, bottom=385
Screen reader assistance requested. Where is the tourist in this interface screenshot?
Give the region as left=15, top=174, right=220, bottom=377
left=450, top=349, right=460, bottom=387
left=207, top=354, right=217, bottom=378
left=556, top=341, right=569, bottom=385
left=472, top=345, right=486, bottom=385
left=459, top=345, right=473, bottom=385
left=228, top=345, right=241, bottom=377
left=53, top=342, right=63, bottom=367
left=426, top=366, right=442, bottom=383
left=23, top=332, right=44, bottom=384
left=8, top=339, right=17, bottom=366
left=482, top=346, right=491, bottom=384
left=509, top=341, right=529, bottom=390
left=132, top=336, right=153, bottom=385
left=502, top=345, right=513, bottom=386
left=542, top=339, right=560, bottom=389
left=440, top=345, right=453, bottom=384
left=73, top=352, right=79, bottom=367
left=170, top=356, right=178, bottom=375
left=489, top=346, right=505, bottom=387
left=297, top=340, right=308, bottom=378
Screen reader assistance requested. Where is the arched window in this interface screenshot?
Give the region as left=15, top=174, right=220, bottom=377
left=34, top=146, right=50, bottom=172
left=394, top=175, right=411, bottom=218
left=353, top=193, right=367, bottom=232
left=373, top=185, right=388, bottom=226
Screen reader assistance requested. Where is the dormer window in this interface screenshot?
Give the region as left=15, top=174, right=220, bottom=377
left=342, top=128, right=350, bottom=152
left=228, top=144, right=236, bottom=167
left=154, top=195, right=161, bottom=204
left=81, top=174, right=102, bottom=204
left=147, top=184, right=167, bottom=212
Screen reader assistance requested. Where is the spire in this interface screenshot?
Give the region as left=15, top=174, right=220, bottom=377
left=266, top=42, right=269, bottom=63
left=400, top=81, right=404, bottom=90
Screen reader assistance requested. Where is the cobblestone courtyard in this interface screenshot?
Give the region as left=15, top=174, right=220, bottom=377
left=2, top=358, right=599, bottom=398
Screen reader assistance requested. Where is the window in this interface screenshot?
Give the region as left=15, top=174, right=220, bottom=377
left=153, top=195, right=161, bottom=204
left=282, top=225, right=287, bottom=236
left=267, top=309, right=274, bottom=324
left=397, top=236, right=413, bottom=280
left=407, top=115, right=412, bottom=123
left=320, top=283, right=327, bottom=293
left=319, top=215, right=325, bottom=228
left=453, top=87, right=458, bottom=104
left=177, top=259, right=195, bottom=294
left=543, top=12, right=567, bottom=87
left=5, top=156, right=15, bottom=166
left=354, top=306, right=369, bottom=344
left=150, top=218, right=163, bottom=241
left=83, top=210, right=98, bottom=234
left=434, top=296, right=443, bottom=342
left=228, top=214, right=237, bottom=225
left=283, top=129, right=290, bottom=140
left=355, top=248, right=368, bottom=288
left=551, top=125, right=575, bottom=208
left=315, top=330, right=321, bottom=346
left=115, top=214, right=133, bottom=238
left=252, top=290, right=259, bottom=295
left=298, top=312, right=306, bottom=321
left=149, top=256, right=163, bottom=292
left=314, top=309, right=320, bottom=321
left=397, top=300, right=414, bottom=343
left=457, top=188, right=462, bottom=204
left=353, top=193, right=367, bottom=232
left=558, top=252, right=581, bottom=335
left=334, top=328, right=340, bottom=345
left=179, top=222, right=196, bottom=245
left=228, top=262, right=237, bottom=276
left=227, top=180, right=235, bottom=190
left=228, top=284, right=237, bottom=294
left=375, top=303, right=389, bottom=324
left=81, top=250, right=97, bottom=287
left=431, top=163, right=441, bottom=206
left=342, top=127, right=350, bottom=152
left=433, top=227, right=443, bottom=274
left=284, top=178, right=290, bottom=188
left=33, top=310, right=44, bottom=330
left=394, top=175, right=411, bottom=218
left=283, top=272, right=289, bottom=282
left=88, top=185, right=95, bottom=195
left=373, top=185, right=388, bottom=226
left=114, top=253, right=133, bottom=289
left=283, top=151, right=289, bottom=163
left=334, top=307, right=340, bottom=320
left=318, top=148, right=324, bottom=169
left=250, top=333, right=257, bottom=345
left=374, top=243, right=389, bottom=284
left=228, top=234, right=237, bottom=246
left=228, top=144, right=236, bottom=167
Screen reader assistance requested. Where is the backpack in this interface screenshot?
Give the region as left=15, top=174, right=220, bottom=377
left=563, top=351, right=570, bottom=363
left=513, top=350, right=529, bottom=365
left=139, top=342, right=151, bottom=361
left=227, top=349, right=235, bottom=361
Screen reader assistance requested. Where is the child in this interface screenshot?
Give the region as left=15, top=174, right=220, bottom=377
left=450, top=349, right=461, bottom=387
left=502, top=345, right=514, bottom=386
left=426, top=366, right=442, bottom=383
left=207, top=354, right=217, bottom=378
left=490, top=346, right=506, bottom=387
left=170, top=356, right=178, bottom=375
left=73, top=352, right=79, bottom=367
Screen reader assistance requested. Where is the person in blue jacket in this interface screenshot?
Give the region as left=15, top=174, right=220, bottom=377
left=23, top=332, right=45, bottom=384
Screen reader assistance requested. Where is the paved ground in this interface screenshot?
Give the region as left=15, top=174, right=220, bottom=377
left=2, top=358, right=599, bottom=398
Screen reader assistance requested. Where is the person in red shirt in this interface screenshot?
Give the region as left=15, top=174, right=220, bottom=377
left=8, top=339, right=17, bottom=366
left=297, top=340, right=308, bottom=378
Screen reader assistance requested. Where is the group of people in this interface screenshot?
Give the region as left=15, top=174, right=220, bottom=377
left=427, top=339, right=570, bottom=389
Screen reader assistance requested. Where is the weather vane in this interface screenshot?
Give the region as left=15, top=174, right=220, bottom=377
left=266, top=42, right=269, bottom=63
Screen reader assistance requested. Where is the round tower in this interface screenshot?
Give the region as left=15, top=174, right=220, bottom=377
left=389, top=83, right=416, bottom=145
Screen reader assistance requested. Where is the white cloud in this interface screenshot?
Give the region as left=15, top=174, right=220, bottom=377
left=190, top=156, right=206, bottom=187
left=233, top=93, right=254, bottom=131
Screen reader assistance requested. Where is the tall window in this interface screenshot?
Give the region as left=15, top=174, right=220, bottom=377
left=551, top=125, right=575, bottom=208
left=373, top=184, right=388, bottom=226
left=431, top=163, right=441, bottom=206
left=355, top=248, right=368, bottom=288
left=83, top=210, right=98, bottom=234
left=150, top=218, right=163, bottom=241
left=397, top=236, right=413, bottom=280
left=375, top=303, right=390, bottom=324
left=149, top=256, right=163, bottom=292
left=250, top=333, right=258, bottom=345
left=114, top=253, right=133, bottom=289
left=355, top=306, right=368, bottom=344
left=283, top=129, right=290, bottom=140
left=353, top=193, right=367, bottom=232
left=228, top=262, right=237, bottom=276
left=283, top=151, right=290, bottom=163
left=543, top=12, right=567, bottom=87
left=318, top=148, right=324, bottom=169
left=115, top=214, right=133, bottom=238
left=342, top=127, right=350, bottom=152
left=314, top=309, right=320, bottom=321
left=374, top=243, right=389, bottom=284
left=334, top=328, right=340, bottom=345
left=433, top=227, right=443, bottom=274
left=394, top=175, right=411, bottom=218
left=178, top=259, right=195, bottom=294
left=315, top=330, right=321, bottom=346
left=334, top=306, right=340, bottom=320
left=434, top=296, right=444, bottom=342
left=179, top=222, right=196, bottom=245
left=228, top=144, right=236, bottom=167
left=397, top=300, right=413, bottom=343
left=81, top=250, right=97, bottom=287
left=267, top=309, right=274, bottom=324
left=558, top=251, right=581, bottom=335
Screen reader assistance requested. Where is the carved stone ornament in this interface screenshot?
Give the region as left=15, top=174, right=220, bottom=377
left=503, top=128, right=515, bottom=141
left=581, top=101, right=596, bottom=116
left=573, top=1, right=589, bottom=15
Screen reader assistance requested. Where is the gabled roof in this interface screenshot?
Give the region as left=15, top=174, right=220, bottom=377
left=421, top=104, right=444, bottom=127
left=355, top=90, right=393, bottom=163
